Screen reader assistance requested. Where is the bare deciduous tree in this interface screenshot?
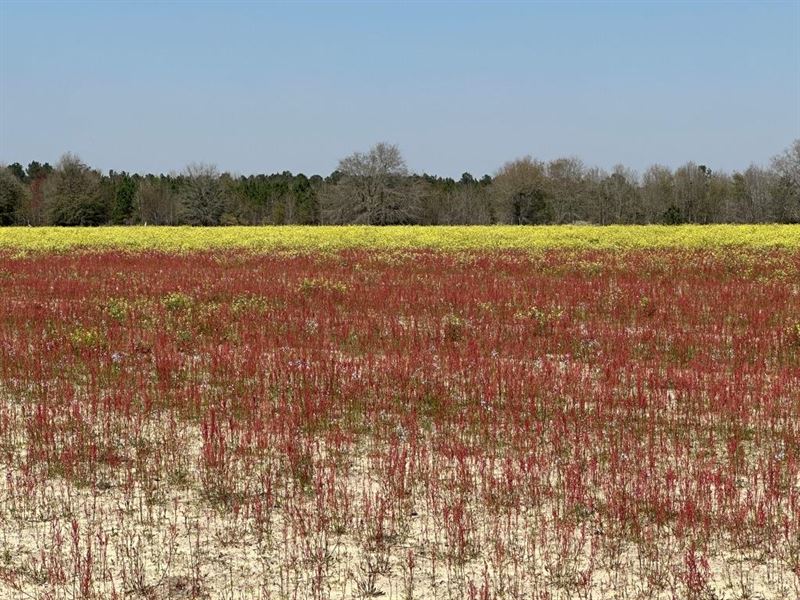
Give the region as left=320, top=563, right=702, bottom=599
left=321, top=143, right=421, bottom=225
left=136, top=176, right=179, bottom=225
left=546, top=157, right=586, bottom=223
left=673, top=163, right=713, bottom=224
left=729, top=167, right=774, bottom=222
left=641, top=165, right=674, bottom=223
left=491, top=157, right=552, bottom=224
left=771, top=139, right=800, bottom=222
left=180, top=163, right=226, bottom=226
left=772, top=140, right=800, bottom=189
left=440, top=184, right=493, bottom=225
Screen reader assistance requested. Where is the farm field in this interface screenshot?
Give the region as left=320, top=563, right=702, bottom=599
left=0, top=226, right=799, bottom=599
left=1, top=224, right=800, bottom=253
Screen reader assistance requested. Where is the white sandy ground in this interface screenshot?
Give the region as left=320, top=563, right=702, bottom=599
left=0, top=410, right=796, bottom=600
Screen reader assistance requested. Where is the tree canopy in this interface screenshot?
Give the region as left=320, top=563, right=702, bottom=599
left=2, top=139, right=798, bottom=226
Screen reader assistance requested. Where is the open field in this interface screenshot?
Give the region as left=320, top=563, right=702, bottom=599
left=0, top=227, right=799, bottom=599
left=1, top=224, right=800, bottom=252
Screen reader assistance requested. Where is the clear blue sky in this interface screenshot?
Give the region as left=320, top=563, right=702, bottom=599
left=1, top=1, right=798, bottom=178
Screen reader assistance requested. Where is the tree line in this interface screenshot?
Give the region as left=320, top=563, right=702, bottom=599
left=1, top=140, right=798, bottom=226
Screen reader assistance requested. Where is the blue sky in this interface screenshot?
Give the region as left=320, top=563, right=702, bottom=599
left=1, top=1, right=798, bottom=178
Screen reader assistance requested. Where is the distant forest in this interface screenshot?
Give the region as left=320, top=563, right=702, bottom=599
left=1, top=140, right=798, bottom=226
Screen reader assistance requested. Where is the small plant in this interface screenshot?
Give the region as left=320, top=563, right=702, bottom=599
left=400, top=549, right=415, bottom=600
left=230, top=294, right=269, bottom=314
left=161, top=291, right=192, bottom=311
left=69, top=326, right=105, bottom=349
left=105, top=297, right=130, bottom=322
left=788, top=320, right=800, bottom=347
left=513, top=304, right=563, bottom=334
left=354, top=552, right=385, bottom=598
left=682, top=546, right=712, bottom=600
left=638, top=295, right=656, bottom=317
left=298, top=277, right=349, bottom=296
left=442, top=312, right=466, bottom=342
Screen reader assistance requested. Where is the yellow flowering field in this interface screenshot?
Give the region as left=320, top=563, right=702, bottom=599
left=0, top=224, right=799, bottom=252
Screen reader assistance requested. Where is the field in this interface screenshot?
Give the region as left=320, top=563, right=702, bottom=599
left=2, top=224, right=800, bottom=253
left=0, top=226, right=799, bottom=600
